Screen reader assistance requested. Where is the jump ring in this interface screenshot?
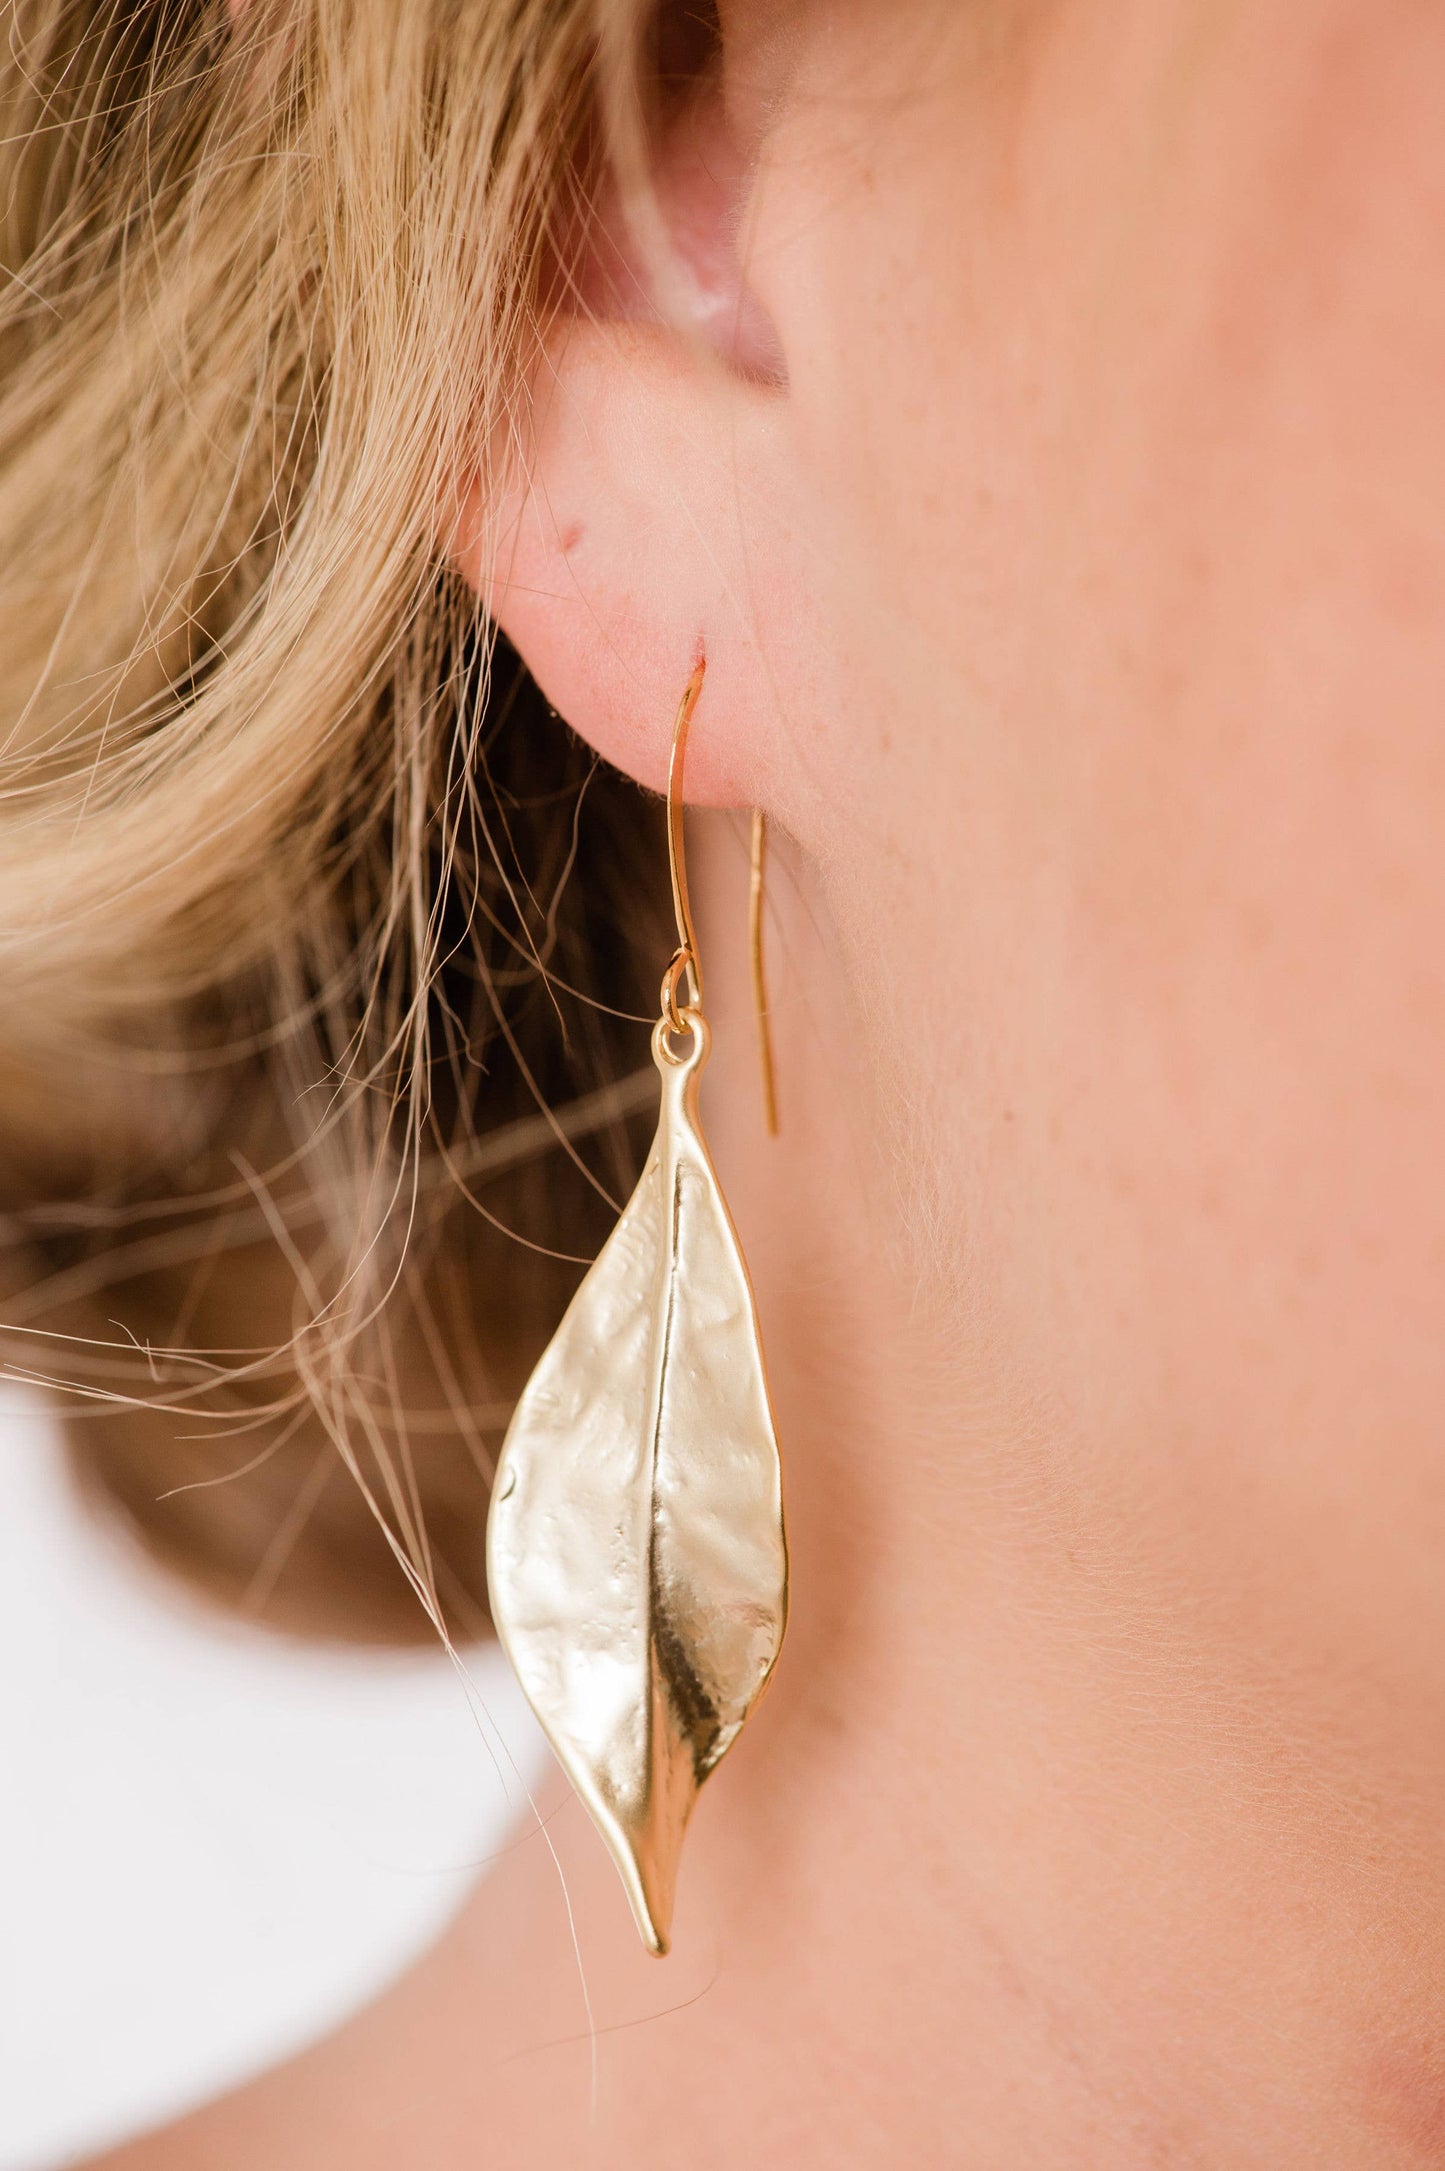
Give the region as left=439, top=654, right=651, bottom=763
left=660, top=948, right=693, bottom=1036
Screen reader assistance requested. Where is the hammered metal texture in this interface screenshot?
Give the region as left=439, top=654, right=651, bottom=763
left=486, top=1015, right=788, bottom=1954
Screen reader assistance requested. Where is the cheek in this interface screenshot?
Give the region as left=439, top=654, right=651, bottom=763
left=755, top=6, right=1445, bottom=1544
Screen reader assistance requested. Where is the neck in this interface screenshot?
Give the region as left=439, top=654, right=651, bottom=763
left=92, top=821, right=1445, bottom=2170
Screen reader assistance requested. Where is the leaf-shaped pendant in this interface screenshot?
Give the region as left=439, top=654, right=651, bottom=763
left=486, top=1012, right=788, bottom=1954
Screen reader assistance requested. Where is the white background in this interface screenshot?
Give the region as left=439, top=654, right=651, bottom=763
left=0, top=1385, right=546, bottom=2170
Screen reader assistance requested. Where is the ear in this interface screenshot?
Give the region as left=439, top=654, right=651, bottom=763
left=450, top=65, right=813, bottom=813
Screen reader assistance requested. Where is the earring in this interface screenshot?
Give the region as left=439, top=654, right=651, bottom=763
left=486, top=660, right=789, bottom=1956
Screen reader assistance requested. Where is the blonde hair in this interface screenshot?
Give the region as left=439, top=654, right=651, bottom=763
left=0, top=0, right=674, bottom=1637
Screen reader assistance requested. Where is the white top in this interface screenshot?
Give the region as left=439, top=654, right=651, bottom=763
left=0, top=1385, right=546, bottom=2171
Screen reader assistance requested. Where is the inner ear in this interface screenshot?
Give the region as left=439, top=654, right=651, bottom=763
left=654, top=0, right=724, bottom=95
left=565, top=0, right=786, bottom=385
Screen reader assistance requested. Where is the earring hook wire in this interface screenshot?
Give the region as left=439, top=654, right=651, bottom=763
left=665, top=661, right=706, bottom=1022
left=662, top=657, right=779, bottom=1135
left=748, top=808, right=779, bottom=1136
left=663, top=655, right=702, bottom=1029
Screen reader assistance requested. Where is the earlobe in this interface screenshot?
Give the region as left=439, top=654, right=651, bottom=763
left=454, top=315, right=798, bottom=809
left=450, top=31, right=808, bottom=812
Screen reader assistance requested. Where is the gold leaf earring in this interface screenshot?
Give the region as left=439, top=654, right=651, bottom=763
left=486, top=660, right=789, bottom=1956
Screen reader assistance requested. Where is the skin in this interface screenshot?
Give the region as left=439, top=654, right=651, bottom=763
left=97, top=0, right=1445, bottom=2162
